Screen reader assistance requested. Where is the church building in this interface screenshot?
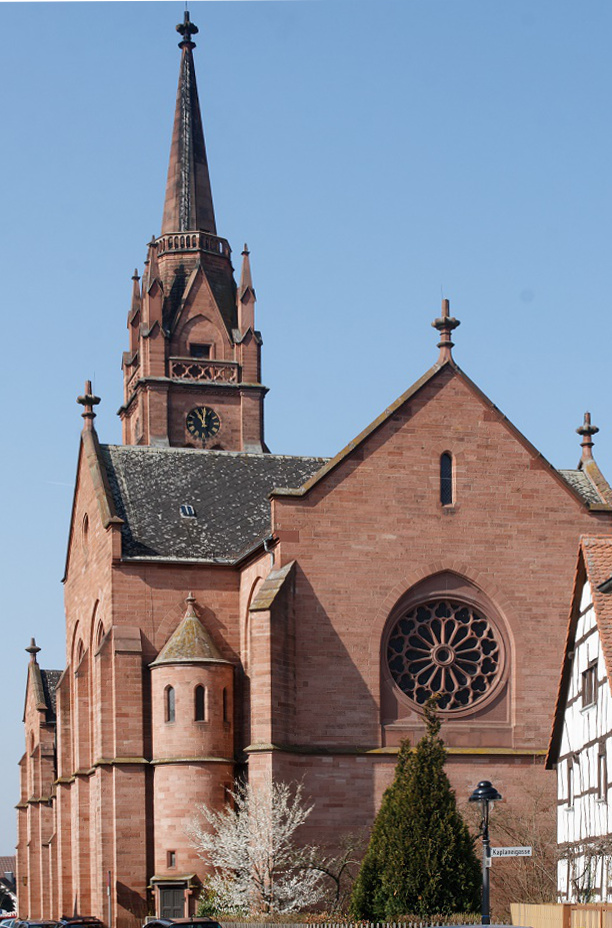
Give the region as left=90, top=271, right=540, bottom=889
left=18, top=14, right=612, bottom=927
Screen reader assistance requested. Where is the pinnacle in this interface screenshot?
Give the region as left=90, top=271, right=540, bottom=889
left=431, top=298, right=460, bottom=363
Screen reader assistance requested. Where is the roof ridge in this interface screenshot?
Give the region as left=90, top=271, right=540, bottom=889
left=103, top=444, right=329, bottom=462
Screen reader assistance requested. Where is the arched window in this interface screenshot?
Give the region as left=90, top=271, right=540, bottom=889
left=194, top=685, right=207, bottom=722
left=440, top=452, right=453, bottom=505
left=165, top=686, right=175, bottom=723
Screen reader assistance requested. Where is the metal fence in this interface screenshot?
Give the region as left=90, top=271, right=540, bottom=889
left=223, top=917, right=483, bottom=928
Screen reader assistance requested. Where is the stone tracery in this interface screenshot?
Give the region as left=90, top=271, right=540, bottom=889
left=386, top=599, right=502, bottom=711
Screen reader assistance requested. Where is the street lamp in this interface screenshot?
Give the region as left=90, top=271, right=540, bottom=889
left=469, top=780, right=502, bottom=926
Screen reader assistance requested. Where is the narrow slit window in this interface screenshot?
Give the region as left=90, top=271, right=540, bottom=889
left=222, top=687, right=229, bottom=723
left=440, top=452, right=453, bottom=505
left=598, top=747, right=608, bottom=801
left=195, top=685, right=207, bottom=722
left=165, top=686, right=175, bottom=723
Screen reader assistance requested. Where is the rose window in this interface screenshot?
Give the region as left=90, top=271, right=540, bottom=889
left=387, top=600, right=502, bottom=711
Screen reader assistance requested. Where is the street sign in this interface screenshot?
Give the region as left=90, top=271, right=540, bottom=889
left=491, top=846, right=533, bottom=858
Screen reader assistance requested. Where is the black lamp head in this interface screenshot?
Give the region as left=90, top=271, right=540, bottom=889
left=469, top=780, right=502, bottom=805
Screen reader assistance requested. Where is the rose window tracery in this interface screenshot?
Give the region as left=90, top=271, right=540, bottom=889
left=386, top=599, right=502, bottom=711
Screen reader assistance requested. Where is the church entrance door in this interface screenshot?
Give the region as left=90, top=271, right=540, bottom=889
left=160, top=886, right=185, bottom=918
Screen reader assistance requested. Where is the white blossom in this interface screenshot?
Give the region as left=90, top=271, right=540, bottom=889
left=189, top=780, right=324, bottom=915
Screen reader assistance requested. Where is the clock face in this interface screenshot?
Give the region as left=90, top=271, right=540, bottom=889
left=186, top=406, right=221, bottom=442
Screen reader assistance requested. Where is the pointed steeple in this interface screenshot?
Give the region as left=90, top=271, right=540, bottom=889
left=162, top=12, right=216, bottom=235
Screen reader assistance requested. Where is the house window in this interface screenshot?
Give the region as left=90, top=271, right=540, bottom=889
left=165, top=686, right=175, bottom=723
left=568, top=757, right=575, bottom=808
left=167, top=850, right=176, bottom=869
left=195, top=685, right=207, bottom=722
left=582, top=661, right=597, bottom=708
left=189, top=343, right=211, bottom=359
left=440, top=452, right=453, bottom=505
left=598, top=747, right=607, bottom=801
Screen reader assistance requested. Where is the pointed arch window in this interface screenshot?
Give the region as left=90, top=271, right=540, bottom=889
left=165, top=686, right=175, bottom=724
left=195, top=685, right=207, bottom=722
left=440, top=452, right=454, bottom=506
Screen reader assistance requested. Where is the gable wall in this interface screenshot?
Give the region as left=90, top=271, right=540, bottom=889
left=270, top=368, right=612, bottom=755
left=556, top=580, right=612, bottom=901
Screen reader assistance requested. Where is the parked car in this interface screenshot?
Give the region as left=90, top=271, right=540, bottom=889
left=58, top=920, right=106, bottom=928
left=12, top=920, right=59, bottom=928
left=144, top=919, right=222, bottom=928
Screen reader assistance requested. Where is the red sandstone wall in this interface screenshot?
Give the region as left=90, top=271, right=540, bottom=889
left=263, top=367, right=612, bottom=811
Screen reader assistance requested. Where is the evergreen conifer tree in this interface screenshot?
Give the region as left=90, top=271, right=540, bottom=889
left=350, top=698, right=481, bottom=919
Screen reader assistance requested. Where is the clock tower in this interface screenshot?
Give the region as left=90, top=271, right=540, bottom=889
left=119, top=12, right=267, bottom=452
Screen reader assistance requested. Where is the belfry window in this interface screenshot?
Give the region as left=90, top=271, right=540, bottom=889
left=165, top=686, right=175, bottom=723
left=440, top=452, right=453, bottom=505
left=189, top=343, right=211, bottom=359
left=195, top=685, right=207, bottom=722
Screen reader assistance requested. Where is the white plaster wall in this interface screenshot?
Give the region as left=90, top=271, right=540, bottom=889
left=556, top=580, right=612, bottom=902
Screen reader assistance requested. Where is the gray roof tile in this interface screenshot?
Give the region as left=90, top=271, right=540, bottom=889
left=40, top=669, right=62, bottom=723
left=100, top=446, right=327, bottom=562
left=558, top=469, right=605, bottom=506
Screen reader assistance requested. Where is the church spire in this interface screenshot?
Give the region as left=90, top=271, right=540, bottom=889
left=161, top=11, right=216, bottom=235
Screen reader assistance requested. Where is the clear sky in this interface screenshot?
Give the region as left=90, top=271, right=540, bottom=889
left=2, top=0, right=612, bottom=847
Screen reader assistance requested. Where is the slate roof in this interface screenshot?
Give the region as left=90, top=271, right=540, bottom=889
left=558, top=469, right=608, bottom=506
left=40, top=669, right=62, bottom=723
left=100, top=446, right=327, bottom=563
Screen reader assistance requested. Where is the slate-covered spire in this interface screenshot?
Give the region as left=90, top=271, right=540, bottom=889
left=161, top=12, right=216, bottom=235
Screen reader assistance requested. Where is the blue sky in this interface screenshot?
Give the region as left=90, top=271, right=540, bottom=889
left=2, top=0, right=612, bottom=846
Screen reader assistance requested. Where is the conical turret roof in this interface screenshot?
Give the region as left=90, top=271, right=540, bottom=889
left=150, top=594, right=228, bottom=666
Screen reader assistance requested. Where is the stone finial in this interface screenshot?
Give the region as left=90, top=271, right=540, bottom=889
left=577, top=411, right=599, bottom=462
left=26, top=638, right=41, bottom=661
left=431, top=298, right=460, bottom=363
left=77, top=380, right=101, bottom=430
left=176, top=10, right=198, bottom=48
left=131, top=269, right=141, bottom=311
left=239, top=244, right=255, bottom=297
left=185, top=592, right=197, bottom=616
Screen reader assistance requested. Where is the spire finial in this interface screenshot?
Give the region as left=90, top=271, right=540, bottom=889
left=577, top=411, right=599, bottom=462
left=176, top=10, right=198, bottom=49
left=77, top=380, right=101, bottom=430
left=26, top=637, right=41, bottom=661
left=431, top=298, right=460, bottom=362
left=185, top=592, right=197, bottom=617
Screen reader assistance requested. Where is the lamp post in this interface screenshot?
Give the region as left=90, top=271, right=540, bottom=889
left=469, top=780, right=502, bottom=926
